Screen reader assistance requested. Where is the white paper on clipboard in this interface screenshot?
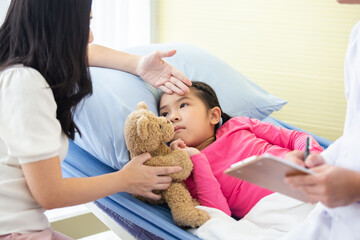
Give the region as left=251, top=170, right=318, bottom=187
left=224, top=154, right=314, bottom=202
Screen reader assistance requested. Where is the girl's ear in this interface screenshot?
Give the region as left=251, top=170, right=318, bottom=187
left=209, top=107, right=222, bottom=125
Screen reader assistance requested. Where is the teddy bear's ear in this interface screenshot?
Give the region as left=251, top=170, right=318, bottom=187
left=136, top=102, right=147, bottom=110
left=137, top=116, right=149, bottom=140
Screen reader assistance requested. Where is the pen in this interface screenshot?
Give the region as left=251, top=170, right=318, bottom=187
left=304, top=136, right=311, bottom=160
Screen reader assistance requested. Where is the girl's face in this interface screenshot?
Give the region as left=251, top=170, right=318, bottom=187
left=159, top=89, right=221, bottom=147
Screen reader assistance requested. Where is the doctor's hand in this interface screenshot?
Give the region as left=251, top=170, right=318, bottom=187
left=119, top=153, right=182, bottom=200
left=285, top=164, right=360, bottom=208
left=136, top=50, right=192, bottom=95
left=285, top=150, right=326, bottom=168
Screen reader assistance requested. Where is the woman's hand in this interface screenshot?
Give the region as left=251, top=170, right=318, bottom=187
left=87, top=45, right=191, bottom=94
left=285, top=164, right=360, bottom=208
left=120, top=153, right=182, bottom=200
left=170, top=138, right=200, bottom=156
left=137, top=50, right=192, bottom=95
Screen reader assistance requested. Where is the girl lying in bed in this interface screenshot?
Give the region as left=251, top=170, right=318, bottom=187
left=157, top=81, right=323, bottom=219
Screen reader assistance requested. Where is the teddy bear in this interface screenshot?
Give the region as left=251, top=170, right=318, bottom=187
left=124, top=102, right=210, bottom=228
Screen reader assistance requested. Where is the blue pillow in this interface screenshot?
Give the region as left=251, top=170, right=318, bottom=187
left=73, top=43, right=287, bottom=169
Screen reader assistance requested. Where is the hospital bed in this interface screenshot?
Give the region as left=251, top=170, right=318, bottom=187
left=61, top=117, right=331, bottom=240
left=61, top=43, right=333, bottom=239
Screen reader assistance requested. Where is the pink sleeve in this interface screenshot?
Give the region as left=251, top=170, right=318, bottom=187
left=246, top=118, right=323, bottom=157
left=190, top=153, right=231, bottom=216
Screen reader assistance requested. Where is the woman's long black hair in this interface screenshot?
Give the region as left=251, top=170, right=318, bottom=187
left=0, top=0, right=93, bottom=140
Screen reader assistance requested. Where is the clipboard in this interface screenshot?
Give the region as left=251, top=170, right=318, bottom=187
left=224, top=154, right=314, bottom=202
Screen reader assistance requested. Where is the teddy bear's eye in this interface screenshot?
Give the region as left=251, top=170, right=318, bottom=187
left=159, top=124, right=162, bottom=129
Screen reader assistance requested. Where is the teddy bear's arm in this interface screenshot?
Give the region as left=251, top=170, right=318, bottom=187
left=144, top=150, right=193, bottom=181
left=144, top=150, right=190, bottom=168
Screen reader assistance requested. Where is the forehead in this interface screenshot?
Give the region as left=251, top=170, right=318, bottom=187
left=160, top=88, right=200, bottom=106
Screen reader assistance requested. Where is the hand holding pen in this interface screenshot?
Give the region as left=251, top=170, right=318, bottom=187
left=285, top=136, right=324, bottom=168
left=303, top=136, right=325, bottom=168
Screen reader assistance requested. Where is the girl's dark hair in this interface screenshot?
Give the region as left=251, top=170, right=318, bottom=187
left=0, top=0, right=93, bottom=140
left=157, top=81, right=232, bottom=133
left=190, top=81, right=232, bottom=132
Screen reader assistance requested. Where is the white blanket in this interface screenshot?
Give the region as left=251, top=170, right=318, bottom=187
left=188, top=193, right=315, bottom=240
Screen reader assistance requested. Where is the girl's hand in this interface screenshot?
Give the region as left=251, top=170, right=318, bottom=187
left=285, top=164, right=360, bottom=208
left=183, top=147, right=201, bottom=156
left=170, top=138, right=186, bottom=150
left=136, top=50, right=192, bottom=95
left=170, top=139, right=200, bottom=156
left=120, top=153, right=182, bottom=200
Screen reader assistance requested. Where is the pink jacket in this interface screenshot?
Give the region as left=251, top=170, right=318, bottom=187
left=184, top=117, right=323, bottom=218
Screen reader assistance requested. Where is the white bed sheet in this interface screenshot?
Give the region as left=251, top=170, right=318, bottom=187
left=188, top=193, right=315, bottom=240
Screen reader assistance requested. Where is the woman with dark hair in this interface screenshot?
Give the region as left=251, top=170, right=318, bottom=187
left=0, top=0, right=183, bottom=239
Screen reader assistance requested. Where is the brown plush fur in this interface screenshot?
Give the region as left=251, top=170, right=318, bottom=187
left=124, top=102, right=210, bottom=228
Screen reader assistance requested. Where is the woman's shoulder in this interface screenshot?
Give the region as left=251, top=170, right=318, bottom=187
left=0, top=64, right=48, bottom=89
